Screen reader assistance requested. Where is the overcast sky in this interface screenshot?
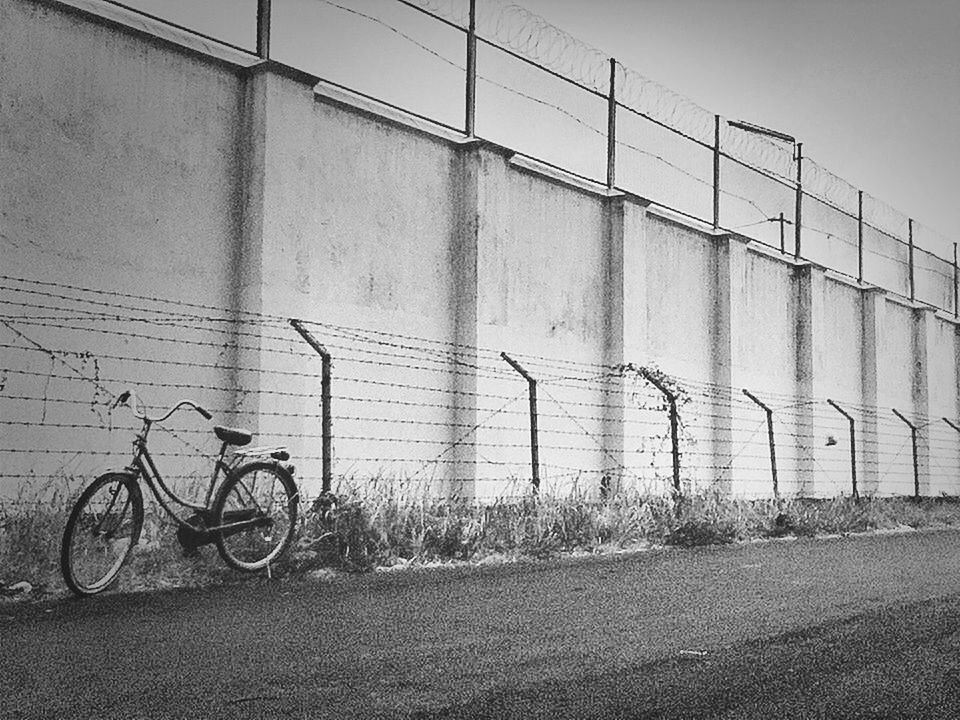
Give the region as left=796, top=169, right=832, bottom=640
left=521, top=0, right=960, bottom=244
left=121, top=0, right=960, bottom=251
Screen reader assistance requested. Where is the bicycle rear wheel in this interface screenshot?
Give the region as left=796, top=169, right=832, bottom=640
left=61, top=472, right=144, bottom=597
left=212, top=461, right=298, bottom=572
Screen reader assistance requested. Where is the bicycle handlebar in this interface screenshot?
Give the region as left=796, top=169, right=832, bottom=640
left=114, top=390, right=212, bottom=423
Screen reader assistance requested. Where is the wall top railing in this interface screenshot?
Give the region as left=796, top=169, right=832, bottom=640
left=51, top=0, right=960, bottom=316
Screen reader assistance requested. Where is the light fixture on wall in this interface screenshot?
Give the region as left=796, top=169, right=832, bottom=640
left=727, top=119, right=796, bottom=146
left=825, top=435, right=838, bottom=447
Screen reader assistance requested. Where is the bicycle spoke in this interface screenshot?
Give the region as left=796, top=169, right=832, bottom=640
left=214, top=463, right=297, bottom=571
left=62, top=474, right=143, bottom=596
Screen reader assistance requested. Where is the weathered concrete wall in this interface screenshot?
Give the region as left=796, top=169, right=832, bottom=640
left=243, top=70, right=468, bottom=495
left=929, top=314, right=960, bottom=495
left=1, top=0, right=244, bottom=291
left=2, top=0, right=958, bottom=502
left=877, top=301, right=920, bottom=495
left=473, top=153, right=611, bottom=497
left=0, top=0, right=250, bottom=491
left=816, top=278, right=865, bottom=497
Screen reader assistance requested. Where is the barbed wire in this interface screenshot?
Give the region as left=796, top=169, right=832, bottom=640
left=4, top=275, right=959, bottom=501
left=29, top=0, right=955, bottom=310
left=380, top=0, right=957, bottom=284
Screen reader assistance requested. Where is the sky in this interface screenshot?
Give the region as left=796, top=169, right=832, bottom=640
left=520, top=0, right=960, bottom=245
left=119, top=0, right=960, bottom=251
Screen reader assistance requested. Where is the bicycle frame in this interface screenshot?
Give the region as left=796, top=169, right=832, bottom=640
left=124, top=416, right=263, bottom=536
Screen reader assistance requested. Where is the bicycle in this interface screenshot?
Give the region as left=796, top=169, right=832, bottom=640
left=60, top=391, right=300, bottom=597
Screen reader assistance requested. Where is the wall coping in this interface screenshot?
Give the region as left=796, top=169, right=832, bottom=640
left=884, top=293, right=933, bottom=311
left=935, top=310, right=960, bottom=326
left=824, top=269, right=866, bottom=291
left=747, top=240, right=810, bottom=267
left=243, top=59, right=319, bottom=87
left=646, top=205, right=717, bottom=236
left=49, top=0, right=257, bottom=69
left=507, top=155, right=627, bottom=200
left=314, top=82, right=468, bottom=145
left=708, top=230, right=752, bottom=246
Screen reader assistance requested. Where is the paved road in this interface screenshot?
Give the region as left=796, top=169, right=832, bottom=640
left=3, top=530, right=960, bottom=719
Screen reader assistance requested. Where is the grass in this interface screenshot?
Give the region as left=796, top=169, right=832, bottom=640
left=4, top=479, right=960, bottom=601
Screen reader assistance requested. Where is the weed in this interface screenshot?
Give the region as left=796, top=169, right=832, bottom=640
left=6, top=477, right=960, bottom=600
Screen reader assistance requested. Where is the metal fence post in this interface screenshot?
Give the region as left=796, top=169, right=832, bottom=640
left=606, top=58, right=617, bottom=190
left=501, top=352, right=540, bottom=492
left=742, top=389, right=779, bottom=501
left=713, top=115, right=721, bottom=230
left=945, top=418, right=960, bottom=495
left=290, top=319, right=333, bottom=494
left=827, top=399, right=858, bottom=499
left=908, top=219, right=915, bottom=303
left=633, top=367, right=681, bottom=496
left=857, top=190, right=864, bottom=284
left=794, top=142, right=803, bottom=260
left=893, top=408, right=919, bottom=499
left=464, top=0, right=477, bottom=137
left=256, top=0, right=271, bottom=60
left=944, top=418, right=960, bottom=491
left=953, top=243, right=958, bottom=318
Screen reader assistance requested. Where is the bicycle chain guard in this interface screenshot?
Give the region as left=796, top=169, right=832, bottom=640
left=176, top=509, right=271, bottom=556
left=176, top=513, right=213, bottom=556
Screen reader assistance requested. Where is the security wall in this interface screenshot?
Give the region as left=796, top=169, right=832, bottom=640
left=1, top=0, right=958, bottom=503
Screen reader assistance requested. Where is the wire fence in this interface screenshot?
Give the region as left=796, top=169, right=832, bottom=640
left=2, top=275, right=958, bottom=507
left=91, top=0, right=959, bottom=313
left=248, top=0, right=956, bottom=314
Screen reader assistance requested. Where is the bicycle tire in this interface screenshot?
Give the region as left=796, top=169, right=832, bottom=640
left=61, top=472, right=144, bottom=597
left=212, top=461, right=298, bottom=572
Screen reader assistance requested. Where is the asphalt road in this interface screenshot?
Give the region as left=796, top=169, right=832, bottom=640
left=3, top=530, right=960, bottom=719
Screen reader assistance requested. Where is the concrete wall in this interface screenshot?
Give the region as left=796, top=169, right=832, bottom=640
left=1, top=0, right=250, bottom=492
left=2, top=0, right=959, bottom=502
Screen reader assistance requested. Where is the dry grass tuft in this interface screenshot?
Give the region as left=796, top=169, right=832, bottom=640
left=5, top=476, right=960, bottom=600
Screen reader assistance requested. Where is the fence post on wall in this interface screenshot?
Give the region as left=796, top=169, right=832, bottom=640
left=794, top=142, right=803, bottom=260
left=464, top=0, right=477, bottom=137
left=633, top=367, right=681, bottom=496
left=713, top=115, right=721, bottom=230
left=945, top=418, right=960, bottom=495
left=501, top=352, right=540, bottom=492
left=857, top=190, right=864, bottom=284
left=256, top=0, right=271, bottom=60
left=742, top=389, right=779, bottom=502
left=908, top=219, right=915, bottom=303
left=893, top=408, right=919, bottom=499
left=606, top=58, right=617, bottom=190
left=953, top=243, right=958, bottom=318
left=290, top=319, right=333, bottom=494
left=827, top=399, right=858, bottom=500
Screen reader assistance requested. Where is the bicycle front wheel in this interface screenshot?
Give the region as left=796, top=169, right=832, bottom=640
left=61, top=472, right=144, bottom=597
left=212, top=462, right=299, bottom=572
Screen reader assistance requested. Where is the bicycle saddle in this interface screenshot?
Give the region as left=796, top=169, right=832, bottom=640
left=214, top=425, right=252, bottom=447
